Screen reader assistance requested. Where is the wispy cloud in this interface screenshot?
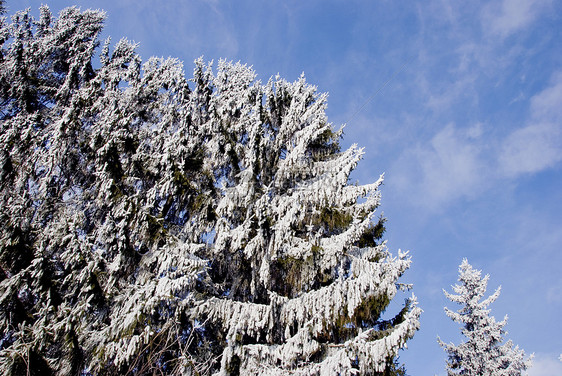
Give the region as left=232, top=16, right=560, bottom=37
left=389, top=71, right=562, bottom=207
left=499, top=122, right=562, bottom=176
left=387, top=0, right=562, bottom=210
left=499, top=71, right=562, bottom=177
left=482, top=0, right=553, bottom=38
left=391, top=68, right=562, bottom=210
left=528, top=353, right=562, bottom=376
left=390, top=123, right=488, bottom=209
left=107, top=0, right=240, bottom=61
left=530, top=71, right=562, bottom=120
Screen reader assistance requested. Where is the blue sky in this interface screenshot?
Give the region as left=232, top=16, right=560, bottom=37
left=17, top=0, right=562, bottom=374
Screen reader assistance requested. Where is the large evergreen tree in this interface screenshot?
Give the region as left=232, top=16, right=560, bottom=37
left=0, top=5, right=420, bottom=375
left=438, top=259, right=532, bottom=376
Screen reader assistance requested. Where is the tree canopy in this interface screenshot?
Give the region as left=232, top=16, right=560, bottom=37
left=0, top=5, right=420, bottom=375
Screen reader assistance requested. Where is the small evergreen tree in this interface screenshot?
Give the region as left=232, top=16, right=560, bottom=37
left=0, top=4, right=420, bottom=375
left=438, top=259, right=533, bottom=376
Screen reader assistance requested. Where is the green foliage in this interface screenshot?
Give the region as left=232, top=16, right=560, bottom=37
left=319, top=206, right=354, bottom=234
left=357, top=216, right=386, bottom=248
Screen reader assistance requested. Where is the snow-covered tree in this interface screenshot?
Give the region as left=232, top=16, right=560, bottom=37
left=0, top=4, right=420, bottom=375
left=191, top=58, right=421, bottom=376
left=0, top=6, right=213, bottom=375
left=438, top=259, right=532, bottom=376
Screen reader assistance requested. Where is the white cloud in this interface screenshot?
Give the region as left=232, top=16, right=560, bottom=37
left=499, top=71, right=562, bottom=177
left=390, top=124, right=487, bottom=209
left=390, top=73, right=562, bottom=207
left=528, top=353, right=562, bottom=376
left=499, top=122, right=562, bottom=176
left=386, top=68, right=562, bottom=210
left=466, top=122, right=484, bottom=139
left=483, top=0, right=552, bottom=38
left=530, top=71, right=562, bottom=121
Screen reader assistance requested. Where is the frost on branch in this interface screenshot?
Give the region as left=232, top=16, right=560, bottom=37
left=438, top=259, right=533, bottom=376
left=0, top=6, right=210, bottom=375
left=0, top=5, right=419, bottom=375
left=193, top=59, right=420, bottom=375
